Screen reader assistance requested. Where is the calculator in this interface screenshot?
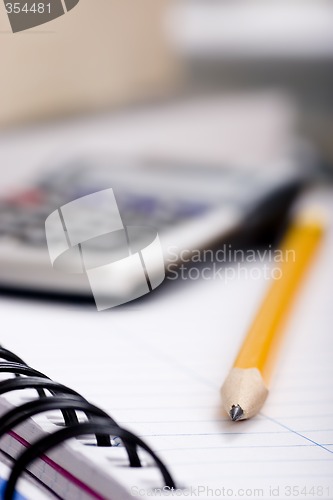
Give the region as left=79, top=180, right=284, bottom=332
left=0, top=153, right=306, bottom=298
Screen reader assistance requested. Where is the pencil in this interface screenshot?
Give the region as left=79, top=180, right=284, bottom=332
left=221, top=208, right=325, bottom=421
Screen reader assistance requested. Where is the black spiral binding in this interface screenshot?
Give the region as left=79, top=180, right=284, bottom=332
left=0, top=346, right=176, bottom=500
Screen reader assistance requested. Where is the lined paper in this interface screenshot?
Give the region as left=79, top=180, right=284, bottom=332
left=1, top=196, right=333, bottom=499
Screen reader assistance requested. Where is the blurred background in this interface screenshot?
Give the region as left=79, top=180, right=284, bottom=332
left=0, top=0, right=333, bottom=296
left=0, top=0, right=332, bottom=137
left=0, top=0, right=178, bottom=126
left=1, top=0, right=333, bottom=173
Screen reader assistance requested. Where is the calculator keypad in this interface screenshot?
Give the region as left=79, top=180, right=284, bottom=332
left=0, top=162, right=275, bottom=249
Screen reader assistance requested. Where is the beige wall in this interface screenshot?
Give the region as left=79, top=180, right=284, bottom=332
left=0, top=0, right=179, bottom=127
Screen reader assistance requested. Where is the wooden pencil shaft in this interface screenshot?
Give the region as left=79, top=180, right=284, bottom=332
left=234, top=219, right=323, bottom=384
left=221, top=212, right=324, bottom=420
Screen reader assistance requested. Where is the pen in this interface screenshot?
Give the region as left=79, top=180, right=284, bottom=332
left=221, top=206, right=325, bottom=421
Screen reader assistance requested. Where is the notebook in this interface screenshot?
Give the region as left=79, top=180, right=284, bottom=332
left=0, top=190, right=332, bottom=499
left=0, top=461, right=48, bottom=499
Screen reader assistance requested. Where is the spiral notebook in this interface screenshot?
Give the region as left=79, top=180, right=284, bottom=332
left=0, top=191, right=332, bottom=500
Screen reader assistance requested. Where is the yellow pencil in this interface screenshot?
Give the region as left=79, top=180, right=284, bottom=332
left=221, top=208, right=325, bottom=421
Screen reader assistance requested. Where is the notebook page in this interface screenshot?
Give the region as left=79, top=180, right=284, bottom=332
left=0, top=461, right=51, bottom=499
left=0, top=194, right=332, bottom=499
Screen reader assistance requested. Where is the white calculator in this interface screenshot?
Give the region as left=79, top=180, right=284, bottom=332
left=0, top=154, right=306, bottom=298
left=0, top=93, right=311, bottom=298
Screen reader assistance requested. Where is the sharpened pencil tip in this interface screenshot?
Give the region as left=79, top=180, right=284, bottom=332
left=230, top=405, right=244, bottom=421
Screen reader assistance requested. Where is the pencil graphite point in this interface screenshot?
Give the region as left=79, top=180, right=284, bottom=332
left=230, top=405, right=244, bottom=421
left=221, top=367, right=269, bottom=420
